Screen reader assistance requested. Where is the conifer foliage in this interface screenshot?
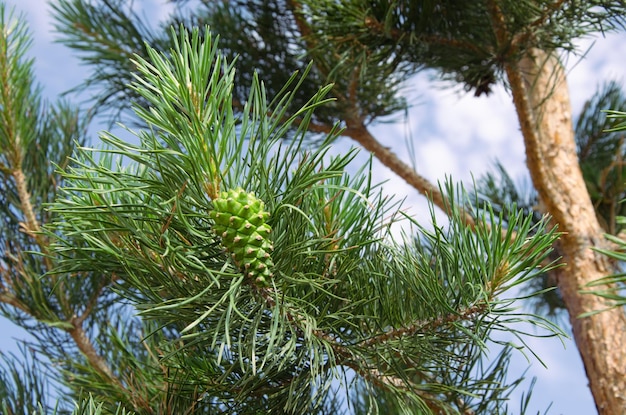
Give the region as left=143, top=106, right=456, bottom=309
left=0, top=5, right=565, bottom=413
left=40, top=0, right=626, bottom=413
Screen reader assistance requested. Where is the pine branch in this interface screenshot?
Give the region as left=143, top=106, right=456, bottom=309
left=344, top=121, right=477, bottom=228
left=257, top=284, right=458, bottom=411
left=258, top=284, right=412, bottom=395
left=361, top=14, right=485, bottom=57
left=357, top=303, right=488, bottom=349
left=0, top=9, right=137, bottom=408
left=67, top=318, right=121, bottom=385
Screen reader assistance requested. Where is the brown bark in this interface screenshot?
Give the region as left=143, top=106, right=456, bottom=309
left=506, top=48, right=626, bottom=414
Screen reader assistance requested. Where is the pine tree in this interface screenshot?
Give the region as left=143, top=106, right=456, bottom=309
left=0, top=2, right=569, bottom=414
left=46, top=1, right=626, bottom=412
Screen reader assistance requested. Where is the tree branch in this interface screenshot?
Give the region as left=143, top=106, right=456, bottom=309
left=357, top=303, right=487, bottom=349
left=363, top=14, right=485, bottom=56
left=73, top=276, right=111, bottom=327
left=12, top=168, right=40, bottom=236
left=344, top=120, right=476, bottom=228
left=257, top=284, right=482, bottom=411
left=0, top=291, right=32, bottom=315
left=68, top=315, right=124, bottom=386
left=11, top=155, right=55, bottom=275
left=9, top=165, right=126, bottom=399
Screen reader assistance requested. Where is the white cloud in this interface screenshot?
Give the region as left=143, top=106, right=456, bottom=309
left=567, top=32, right=626, bottom=114
left=364, top=31, right=626, bottom=211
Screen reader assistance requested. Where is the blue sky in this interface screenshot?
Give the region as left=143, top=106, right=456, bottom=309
left=4, top=0, right=626, bottom=413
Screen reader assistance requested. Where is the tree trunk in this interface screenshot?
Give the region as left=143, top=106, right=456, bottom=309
left=505, top=48, right=626, bottom=414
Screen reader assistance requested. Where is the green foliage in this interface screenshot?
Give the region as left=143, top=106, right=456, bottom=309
left=0, top=0, right=95, bottom=357
left=70, top=396, right=133, bottom=415
left=0, top=345, right=49, bottom=415
left=585, top=229, right=626, bottom=314
left=0, top=4, right=141, bottom=413
left=302, top=0, right=625, bottom=96
left=0, top=1, right=583, bottom=413
left=585, top=109, right=626, bottom=315
left=51, top=0, right=158, bottom=124
left=52, top=0, right=414, bottom=129
left=38, top=1, right=626, bottom=412
left=43, top=24, right=564, bottom=413
left=475, top=164, right=566, bottom=322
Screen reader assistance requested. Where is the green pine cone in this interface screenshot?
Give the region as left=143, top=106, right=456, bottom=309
left=209, top=188, right=274, bottom=285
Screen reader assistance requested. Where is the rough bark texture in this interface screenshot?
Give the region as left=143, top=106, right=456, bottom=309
left=507, top=48, right=626, bottom=414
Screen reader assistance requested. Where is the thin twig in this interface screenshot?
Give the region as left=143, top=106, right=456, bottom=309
left=0, top=292, right=32, bottom=315
left=256, top=284, right=477, bottom=411
left=357, top=303, right=487, bottom=349
left=73, top=276, right=111, bottom=327
left=344, top=120, right=477, bottom=228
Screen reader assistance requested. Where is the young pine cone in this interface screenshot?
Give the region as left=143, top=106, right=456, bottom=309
left=209, top=188, right=274, bottom=286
